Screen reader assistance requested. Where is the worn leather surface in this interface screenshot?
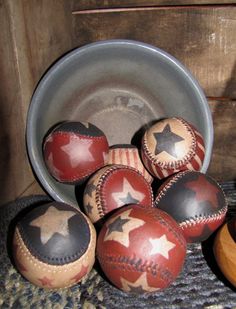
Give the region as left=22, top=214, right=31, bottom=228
left=0, top=184, right=235, bottom=308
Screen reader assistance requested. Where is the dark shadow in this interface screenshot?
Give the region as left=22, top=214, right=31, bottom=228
left=131, top=118, right=167, bottom=199
left=214, top=60, right=236, bottom=182
left=223, top=180, right=236, bottom=219
left=74, top=180, right=88, bottom=213
left=0, top=103, right=10, bottom=206
left=227, top=217, right=236, bottom=243
left=42, top=121, right=66, bottom=143
left=94, top=205, right=129, bottom=234
left=25, top=120, right=67, bottom=199
left=223, top=61, right=236, bottom=99
left=151, top=177, right=168, bottom=202
left=201, top=223, right=236, bottom=292
left=131, top=119, right=165, bottom=149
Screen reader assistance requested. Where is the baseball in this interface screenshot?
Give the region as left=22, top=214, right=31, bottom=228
left=108, top=144, right=153, bottom=183
left=43, top=121, right=109, bottom=184
left=13, top=201, right=96, bottom=289
left=96, top=204, right=186, bottom=293
left=213, top=216, right=236, bottom=287
left=83, top=164, right=153, bottom=223
left=141, top=117, right=205, bottom=179
left=155, top=171, right=228, bottom=243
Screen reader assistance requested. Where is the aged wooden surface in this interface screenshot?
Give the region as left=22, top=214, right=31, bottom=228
left=72, top=6, right=236, bottom=99
left=0, top=1, right=37, bottom=205
left=208, top=99, right=236, bottom=182
left=0, top=0, right=73, bottom=205
left=73, top=1, right=236, bottom=10
left=19, top=0, right=74, bottom=88
left=0, top=0, right=235, bottom=204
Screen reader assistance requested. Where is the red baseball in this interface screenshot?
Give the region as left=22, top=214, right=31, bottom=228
left=141, top=117, right=205, bottom=179
left=83, top=165, right=153, bottom=223
left=97, top=204, right=186, bottom=293
left=43, top=121, right=109, bottom=184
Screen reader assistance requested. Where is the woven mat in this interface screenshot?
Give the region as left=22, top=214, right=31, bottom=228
left=0, top=183, right=236, bottom=309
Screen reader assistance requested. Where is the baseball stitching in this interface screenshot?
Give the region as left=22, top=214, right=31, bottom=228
left=142, top=118, right=197, bottom=169
left=17, top=208, right=96, bottom=265
left=97, top=253, right=175, bottom=284
left=155, top=170, right=191, bottom=205
left=47, top=130, right=106, bottom=141
left=96, top=165, right=154, bottom=218
left=155, top=171, right=228, bottom=229
left=14, top=225, right=96, bottom=290
left=136, top=205, right=186, bottom=249
left=179, top=205, right=228, bottom=229
left=44, top=132, right=108, bottom=183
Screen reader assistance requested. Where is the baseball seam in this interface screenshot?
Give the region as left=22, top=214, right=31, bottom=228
left=14, top=227, right=96, bottom=289
left=155, top=170, right=191, bottom=205
left=180, top=205, right=228, bottom=229
left=17, top=210, right=95, bottom=265
left=96, top=165, right=154, bottom=218
left=45, top=132, right=108, bottom=183
left=97, top=254, right=175, bottom=284
left=155, top=171, right=228, bottom=229
left=137, top=206, right=186, bottom=248
left=48, top=131, right=107, bottom=141
left=142, top=118, right=197, bottom=169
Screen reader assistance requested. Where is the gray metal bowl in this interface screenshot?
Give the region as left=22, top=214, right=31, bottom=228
left=26, top=40, right=213, bottom=207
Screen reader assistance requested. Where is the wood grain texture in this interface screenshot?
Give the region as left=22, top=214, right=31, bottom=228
left=72, top=6, right=236, bottom=99
left=0, top=1, right=235, bottom=205
left=73, top=1, right=236, bottom=11
left=0, top=1, right=34, bottom=206
left=0, top=0, right=73, bottom=205
left=213, top=219, right=236, bottom=287
left=208, top=99, right=236, bottom=181
left=20, top=0, right=74, bottom=87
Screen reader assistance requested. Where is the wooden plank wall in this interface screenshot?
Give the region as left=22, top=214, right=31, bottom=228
left=0, top=0, right=235, bottom=204
left=72, top=5, right=236, bottom=98
left=74, top=1, right=236, bottom=9
left=0, top=0, right=74, bottom=204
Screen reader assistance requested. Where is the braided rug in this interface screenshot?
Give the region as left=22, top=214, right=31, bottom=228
left=0, top=182, right=236, bottom=308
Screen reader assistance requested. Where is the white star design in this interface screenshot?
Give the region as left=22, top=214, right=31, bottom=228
left=111, top=178, right=145, bottom=207
left=61, top=136, right=94, bottom=168
left=104, top=209, right=145, bottom=247
left=30, top=206, right=76, bottom=245
left=46, top=153, right=63, bottom=179
left=149, top=235, right=176, bottom=259
left=120, top=272, right=158, bottom=293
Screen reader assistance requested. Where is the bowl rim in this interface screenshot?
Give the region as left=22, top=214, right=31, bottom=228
left=26, top=39, right=214, bottom=204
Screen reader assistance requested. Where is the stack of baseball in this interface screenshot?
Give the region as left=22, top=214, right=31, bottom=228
left=12, top=117, right=231, bottom=292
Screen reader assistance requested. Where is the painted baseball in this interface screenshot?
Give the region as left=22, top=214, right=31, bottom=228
left=141, top=117, right=205, bottom=179
left=155, top=171, right=228, bottom=243
left=96, top=204, right=186, bottom=293
left=83, top=164, right=153, bottom=223
left=108, top=144, right=153, bottom=183
left=13, top=201, right=96, bottom=289
left=43, top=121, right=109, bottom=184
left=213, top=216, right=236, bottom=287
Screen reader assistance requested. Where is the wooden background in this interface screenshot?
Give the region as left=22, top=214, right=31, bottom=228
left=0, top=0, right=235, bottom=205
